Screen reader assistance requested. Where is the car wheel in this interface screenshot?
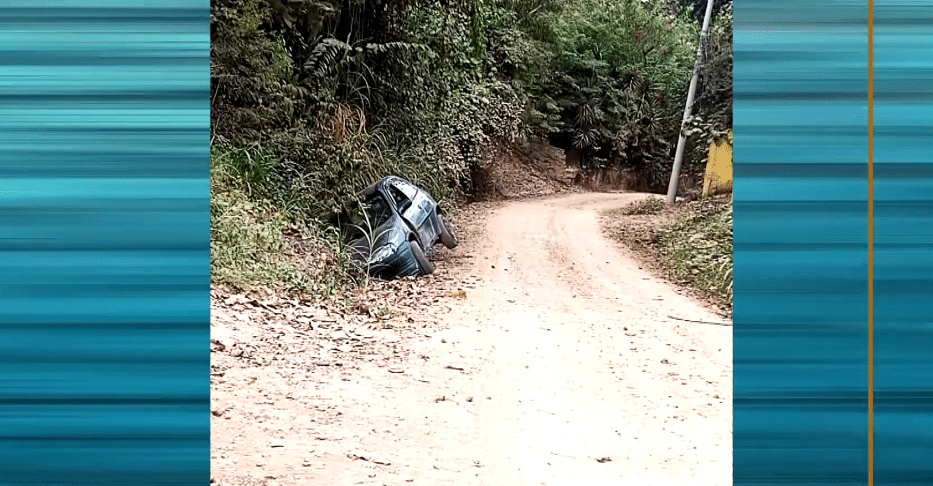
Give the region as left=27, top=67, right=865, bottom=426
left=439, top=215, right=459, bottom=249
left=410, top=239, right=435, bottom=275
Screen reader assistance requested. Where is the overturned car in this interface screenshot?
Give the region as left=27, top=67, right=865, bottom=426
left=331, top=176, right=458, bottom=280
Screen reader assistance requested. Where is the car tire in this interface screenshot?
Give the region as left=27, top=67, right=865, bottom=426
left=410, top=239, right=435, bottom=275
left=439, top=215, right=459, bottom=249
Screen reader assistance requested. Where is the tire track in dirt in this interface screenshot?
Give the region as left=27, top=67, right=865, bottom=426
left=447, top=192, right=732, bottom=486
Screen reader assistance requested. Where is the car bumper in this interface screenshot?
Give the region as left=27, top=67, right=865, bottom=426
left=360, top=242, right=421, bottom=280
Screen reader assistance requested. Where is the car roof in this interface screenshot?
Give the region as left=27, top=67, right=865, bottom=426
left=361, top=176, right=409, bottom=197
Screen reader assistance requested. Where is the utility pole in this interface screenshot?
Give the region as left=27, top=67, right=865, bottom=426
left=666, top=0, right=716, bottom=204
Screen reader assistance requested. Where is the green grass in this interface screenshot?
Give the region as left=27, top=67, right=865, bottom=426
left=655, top=200, right=733, bottom=304
left=210, top=142, right=351, bottom=297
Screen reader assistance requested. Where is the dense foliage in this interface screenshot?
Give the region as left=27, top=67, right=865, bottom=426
left=210, top=0, right=732, bottom=290
left=540, top=0, right=698, bottom=187
left=211, top=0, right=731, bottom=203
left=682, top=0, right=733, bottom=168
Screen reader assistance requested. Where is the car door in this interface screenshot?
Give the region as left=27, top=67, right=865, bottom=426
left=387, top=181, right=436, bottom=246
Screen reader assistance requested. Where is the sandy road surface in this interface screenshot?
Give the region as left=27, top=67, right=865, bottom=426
left=211, top=192, right=732, bottom=486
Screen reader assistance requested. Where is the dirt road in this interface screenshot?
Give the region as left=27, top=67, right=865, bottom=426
left=211, top=192, right=732, bottom=486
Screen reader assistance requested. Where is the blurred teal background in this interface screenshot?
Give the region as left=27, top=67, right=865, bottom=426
left=873, top=2, right=933, bottom=484
left=734, top=1, right=871, bottom=484
left=0, top=3, right=209, bottom=484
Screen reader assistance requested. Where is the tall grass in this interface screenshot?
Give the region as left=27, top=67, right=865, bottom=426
left=210, top=142, right=350, bottom=296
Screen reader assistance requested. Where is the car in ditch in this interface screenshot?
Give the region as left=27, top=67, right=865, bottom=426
left=331, top=176, right=458, bottom=280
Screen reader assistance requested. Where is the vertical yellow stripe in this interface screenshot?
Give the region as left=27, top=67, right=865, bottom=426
left=868, top=0, right=875, bottom=484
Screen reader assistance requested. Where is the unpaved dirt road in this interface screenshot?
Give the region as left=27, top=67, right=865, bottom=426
left=211, top=192, right=732, bottom=486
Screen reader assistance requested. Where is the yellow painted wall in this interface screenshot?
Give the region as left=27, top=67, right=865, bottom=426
left=702, top=130, right=733, bottom=197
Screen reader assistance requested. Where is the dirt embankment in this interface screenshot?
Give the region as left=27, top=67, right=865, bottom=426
left=469, top=140, right=580, bottom=201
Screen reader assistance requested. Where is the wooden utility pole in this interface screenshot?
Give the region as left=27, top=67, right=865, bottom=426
left=666, top=0, right=717, bottom=204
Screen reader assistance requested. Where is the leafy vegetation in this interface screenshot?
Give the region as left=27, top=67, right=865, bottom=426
left=683, top=1, right=733, bottom=171
left=535, top=0, right=698, bottom=188
left=210, top=0, right=732, bottom=293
